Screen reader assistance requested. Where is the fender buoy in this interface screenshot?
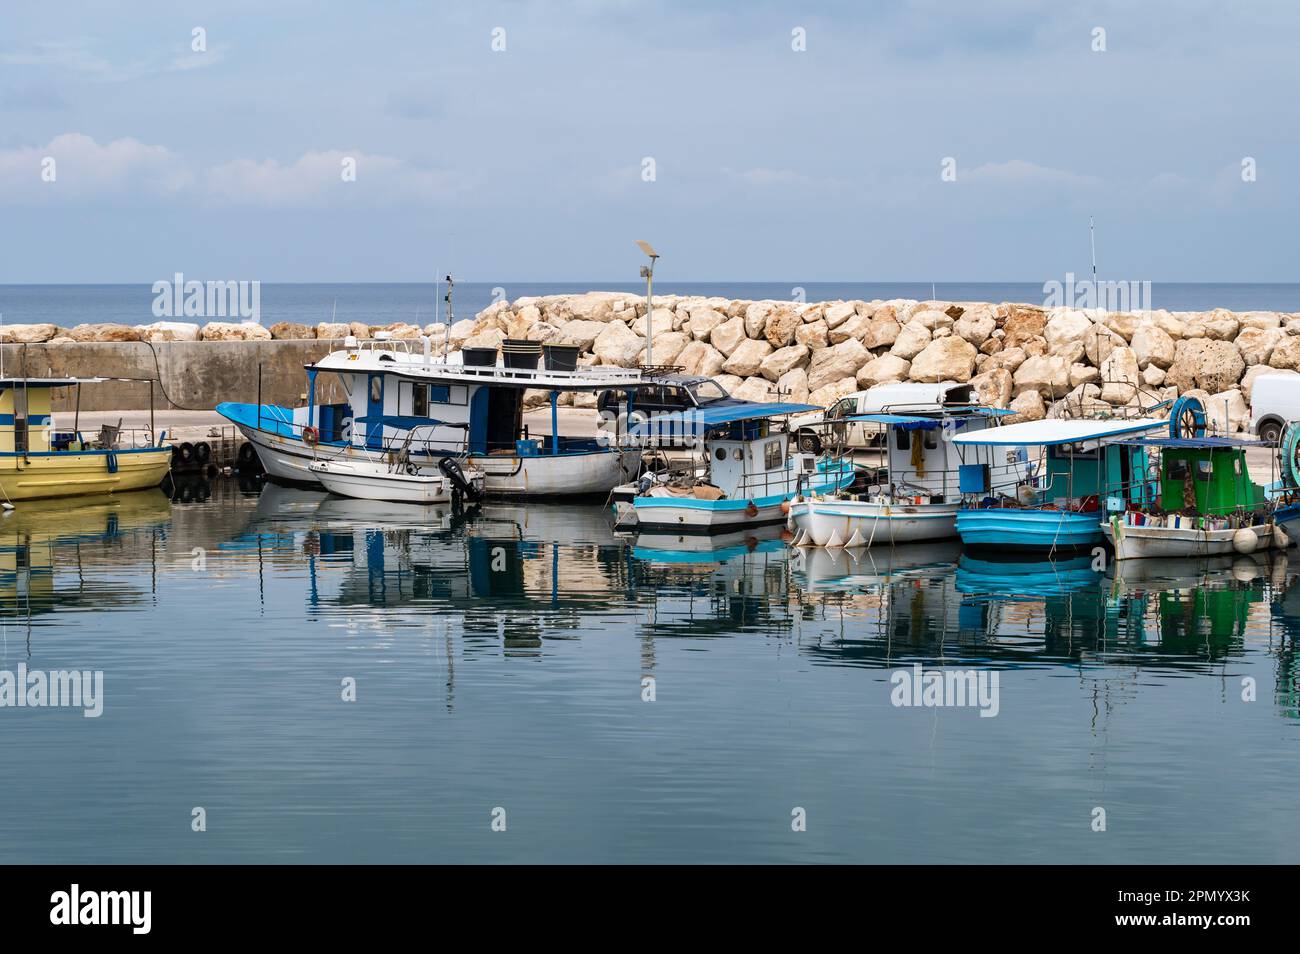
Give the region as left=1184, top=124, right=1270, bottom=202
left=780, top=500, right=791, bottom=515
left=302, top=426, right=319, bottom=447
left=745, top=501, right=759, bottom=518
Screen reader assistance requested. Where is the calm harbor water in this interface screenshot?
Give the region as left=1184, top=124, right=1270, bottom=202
left=2, top=282, right=1300, bottom=329
left=3, top=480, right=1300, bottom=863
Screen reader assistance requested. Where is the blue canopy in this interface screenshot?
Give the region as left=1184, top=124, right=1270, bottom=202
left=629, top=400, right=818, bottom=437
left=354, top=414, right=458, bottom=429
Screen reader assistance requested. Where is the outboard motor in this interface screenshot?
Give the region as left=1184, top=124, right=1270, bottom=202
left=439, top=457, right=481, bottom=502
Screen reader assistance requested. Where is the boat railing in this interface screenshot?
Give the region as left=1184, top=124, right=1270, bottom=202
left=729, top=455, right=855, bottom=500
left=52, top=424, right=162, bottom=451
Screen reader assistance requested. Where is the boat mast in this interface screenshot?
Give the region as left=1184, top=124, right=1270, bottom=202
left=444, top=275, right=455, bottom=359
left=1089, top=216, right=1097, bottom=297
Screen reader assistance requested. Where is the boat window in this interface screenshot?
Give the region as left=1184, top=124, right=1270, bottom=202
left=1049, top=443, right=1097, bottom=461
left=924, top=428, right=938, bottom=449
left=715, top=447, right=727, bottom=461
left=413, top=384, right=429, bottom=417
left=1195, top=459, right=1213, bottom=480
left=1167, top=458, right=1190, bottom=480
left=895, top=428, right=909, bottom=451
left=764, top=440, right=782, bottom=470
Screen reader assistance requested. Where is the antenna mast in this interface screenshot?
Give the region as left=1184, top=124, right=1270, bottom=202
left=443, top=275, right=454, bottom=359
left=1089, top=216, right=1098, bottom=295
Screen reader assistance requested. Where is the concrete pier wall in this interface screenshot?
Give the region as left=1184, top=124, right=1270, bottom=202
left=0, top=340, right=345, bottom=412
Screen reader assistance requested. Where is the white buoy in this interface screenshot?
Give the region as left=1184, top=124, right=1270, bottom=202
left=1232, top=557, right=1261, bottom=582
left=1233, top=527, right=1259, bottom=555
left=1274, top=526, right=1290, bottom=550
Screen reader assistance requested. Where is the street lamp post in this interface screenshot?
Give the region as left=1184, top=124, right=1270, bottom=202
left=636, top=240, right=659, bottom=366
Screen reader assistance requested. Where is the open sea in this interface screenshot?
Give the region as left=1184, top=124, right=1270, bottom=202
left=2, top=482, right=1299, bottom=864
left=2, top=283, right=1300, bottom=328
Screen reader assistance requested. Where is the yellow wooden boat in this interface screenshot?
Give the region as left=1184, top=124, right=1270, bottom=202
left=0, top=377, right=172, bottom=502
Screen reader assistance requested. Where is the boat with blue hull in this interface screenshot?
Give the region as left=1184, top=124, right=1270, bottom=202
left=951, top=415, right=1169, bottom=552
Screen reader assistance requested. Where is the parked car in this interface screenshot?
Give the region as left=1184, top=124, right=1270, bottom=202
left=791, top=382, right=977, bottom=454
left=1250, top=373, right=1300, bottom=443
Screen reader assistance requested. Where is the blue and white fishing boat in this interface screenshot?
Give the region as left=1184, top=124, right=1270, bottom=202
left=950, top=415, right=1169, bottom=551
left=623, top=402, right=856, bottom=535
left=218, top=335, right=644, bottom=498
left=786, top=383, right=1021, bottom=548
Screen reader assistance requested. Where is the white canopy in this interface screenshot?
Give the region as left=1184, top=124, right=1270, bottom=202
left=950, top=417, right=1166, bottom=447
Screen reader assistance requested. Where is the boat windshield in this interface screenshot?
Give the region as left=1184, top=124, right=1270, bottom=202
left=692, top=380, right=730, bottom=403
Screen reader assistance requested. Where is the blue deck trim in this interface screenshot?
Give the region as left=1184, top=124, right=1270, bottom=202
left=0, top=446, right=168, bottom=458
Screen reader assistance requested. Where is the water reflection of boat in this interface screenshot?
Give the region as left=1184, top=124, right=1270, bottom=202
left=0, top=489, right=171, bottom=617
left=631, top=525, right=787, bottom=560
left=791, top=541, right=961, bottom=591
left=955, top=553, right=1100, bottom=596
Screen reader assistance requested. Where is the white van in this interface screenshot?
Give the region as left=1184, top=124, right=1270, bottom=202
left=791, top=382, right=976, bottom=453
left=1250, top=374, right=1300, bottom=443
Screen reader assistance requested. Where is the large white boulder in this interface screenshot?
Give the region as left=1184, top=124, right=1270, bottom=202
left=808, top=339, right=870, bottom=392
left=592, top=320, right=645, bottom=367
left=908, top=337, right=977, bottom=383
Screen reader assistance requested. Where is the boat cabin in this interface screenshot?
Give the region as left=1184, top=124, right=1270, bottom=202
left=250, top=338, right=647, bottom=459
left=0, top=379, right=54, bottom=454
left=845, top=407, right=1017, bottom=502
left=1110, top=437, right=1268, bottom=515
left=951, top=417, right=1168, bottom=511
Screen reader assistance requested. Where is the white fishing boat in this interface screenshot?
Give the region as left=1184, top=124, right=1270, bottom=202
left=787, top=383, right=1024, bottom=548
left=218, top=332, right=644, bottom=498
left=623, top=401, right=857, bottom=534
left=1100, top=434, right=1283, bottom=560
left=308, top=452, right=484, bottom=505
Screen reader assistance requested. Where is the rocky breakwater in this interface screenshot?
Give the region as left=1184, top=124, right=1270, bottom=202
left=427, top=292, right=1300, bottom=428
left=8, top=294, right=1299, bottom=431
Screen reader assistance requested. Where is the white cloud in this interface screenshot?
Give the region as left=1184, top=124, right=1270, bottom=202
left=964, top=159, right=1101, bottom=188
left=205, top=150, right=460, bottom=206
left=0, top=134, right=461, bottom=206
left=0, top=133, right=192, bottom=200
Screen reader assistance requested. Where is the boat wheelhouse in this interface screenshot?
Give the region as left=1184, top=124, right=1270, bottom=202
left=623, top=401, right=856, bottom=534
left=951, top=416, right=1169, bottom=551
left=1100, top=435, right=1280, bottom=559
left=787, top=382, right=1022, bottom=548
left=217, top=337, right=645, bottom=498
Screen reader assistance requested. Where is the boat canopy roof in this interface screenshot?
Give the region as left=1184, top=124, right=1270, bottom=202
left=0, top=376, right=110, bottom=387
left=630, top=400, right=819, bottom=436
left=950, top=417, right=1166, bottom=447
left=1109, top=435, right=1268, bottom=449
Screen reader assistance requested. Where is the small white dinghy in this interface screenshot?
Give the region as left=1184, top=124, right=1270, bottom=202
left=308, top=455, right=484, bottom=505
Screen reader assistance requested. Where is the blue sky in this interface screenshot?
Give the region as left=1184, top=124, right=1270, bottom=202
left=0, top=1, right=1296, bottom=283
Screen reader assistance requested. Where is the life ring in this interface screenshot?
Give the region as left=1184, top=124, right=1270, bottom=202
left=1168, top=395, right=1206, bottom=439
left=745, top=501, right=759, bottom=518
left=302, top=426, right=319, bottom=447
